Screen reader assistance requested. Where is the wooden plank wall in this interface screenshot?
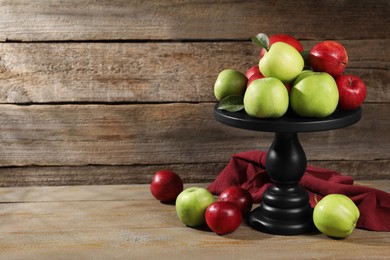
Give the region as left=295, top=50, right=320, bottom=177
left=0, top=0, right=388, bottom=186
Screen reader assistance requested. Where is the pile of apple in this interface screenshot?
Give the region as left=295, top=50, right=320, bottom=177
left=150, top=170, right=253, bottom=235
left=214, top=33, right=367, bottom=118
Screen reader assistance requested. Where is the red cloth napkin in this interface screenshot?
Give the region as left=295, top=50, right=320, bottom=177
left=208, top=150, right=390, bottom=231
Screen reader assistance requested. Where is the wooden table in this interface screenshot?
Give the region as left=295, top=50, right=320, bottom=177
left=0, top=181, right=389, bottom=259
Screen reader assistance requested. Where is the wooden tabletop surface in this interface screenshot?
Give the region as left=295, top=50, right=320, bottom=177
left=0, top=181, right=389, bottom=259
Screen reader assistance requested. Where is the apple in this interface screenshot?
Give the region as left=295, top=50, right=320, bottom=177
left=245, top=65, right=289, bottom=91
left=309, top=40, right=348, bottom=77
left=290, top=70, right=339, bottom=118
left=244, top=77, right=289, bottom=118
left=260, top=34, right=304, bottom=58
left=284, top=83, right=291, bottom=93
left=219, top=186, right=253, bottom=216
left=245, top=65, right=265, bottom=88
left=247, top=72, right=265, bottom=88
left=176, top=187, right=215, bottom=227
left=313, top=194, right=360, bottom=238
left=205, top=202, right=242, bottom=235
left=245, top=65, right=262, bottom=79
left=150, top=170, right=183, bottom=202
left=260, top=42, right=304, bottom=83
left=335, top=75, right=367, bottom=110
left=214, top=69, right=247, bottom=101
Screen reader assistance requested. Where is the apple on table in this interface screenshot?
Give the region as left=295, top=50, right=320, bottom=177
left=175, top=187, right=215, bottom=227
left=219, top=186, right=253, bottom=216
left=205, top=201, right=242, bottom=235
left=313, top=194, right=360, bottom=238
left=150, top=170, right=183, bottom=203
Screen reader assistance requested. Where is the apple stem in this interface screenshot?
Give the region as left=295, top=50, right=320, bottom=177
left=348, top=77, right=353, bottom=86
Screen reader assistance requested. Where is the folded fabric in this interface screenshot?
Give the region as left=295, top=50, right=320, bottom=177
left=208, top=150, right=390, bottom=231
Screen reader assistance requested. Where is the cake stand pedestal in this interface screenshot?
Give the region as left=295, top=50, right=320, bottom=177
left=213, top=105, right=362, bottom=235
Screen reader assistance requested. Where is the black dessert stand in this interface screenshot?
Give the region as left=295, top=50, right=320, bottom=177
left=214, top=104, right=362, bottom=235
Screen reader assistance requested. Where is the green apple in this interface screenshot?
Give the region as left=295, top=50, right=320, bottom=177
left=214, top=69, right=247, bottom=101
left=313, top=194, right=360, bottom=238
left=243, top=77, right=289, bottom=118
left=176, top=187, right=215, bottom=227
left=290, top=70, right=339, bottom=118
left=259, top=42, right=304, bottom=83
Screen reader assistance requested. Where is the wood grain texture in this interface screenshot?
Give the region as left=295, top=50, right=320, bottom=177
left=0, top=0, right=389, bottom=41
left=0, top=103, right=387, bottom=165
left=0, top=160, right=388, bottom=187
left=0, top=0, right=388, bottom=186
left=0, top=183, right=389, bottom=259
left=0, top=40, right=388, bottom=103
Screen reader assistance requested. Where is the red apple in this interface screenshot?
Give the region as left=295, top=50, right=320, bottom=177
left=309, top=40, right=348, bottom=77
left=245, top=65, right=262, bottom=79
left=219, top=186, right=253, bottom=216
left=246, top=65, right=265, bottom=88
left=150, top=170, right=183, bottom=202
left=260, top=34, right=304, bottom=58
left=247, top=72, right=265, bottom=88
left=284, top=83, right=291, bottom=93
left=205, top=202, right=242, bottom=235
left=335, top=75, right=367, bottom=110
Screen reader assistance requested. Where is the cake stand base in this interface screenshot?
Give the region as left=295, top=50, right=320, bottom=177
left=246, top=132, right=315, bottom=235
left=247, top=185, right=314, bottom=235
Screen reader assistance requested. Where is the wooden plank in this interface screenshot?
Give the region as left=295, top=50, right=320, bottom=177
left=312, top=160, right=390, bottom=181
left=0, top=183, right=389, bottom=259
left=0, top=184, right=159, bottom=203
left=0, top=0, right=388, bottom=41
left=1, top=182, right=389, bottom=203
left=0, top=220, right=388, bottom=259
left=0, top=163, right=227, bottom=187
left=0, top=159, right=388, bottom=187
left=0, top=40, right=388, bottom=104
left=0, top=103, right=387, bottom=167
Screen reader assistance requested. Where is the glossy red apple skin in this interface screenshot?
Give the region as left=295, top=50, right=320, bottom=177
left=247, top=73, right=265, bottom=88
left=246, top=65, right=265, bottom=88
left=205, top=202, right=242, bottom=235
left=309, top=41, right=348, bottom=77
left=219, top=186, right=253, bottom=216
left=335, top=75, right=367, bottom=110
left=150, top=170, right=183, bottom=202
left=245, top=65, right=291, bottom=92
left=246, top=65, right=262, bottom=79
left=260, top=34, right=304, bottom=58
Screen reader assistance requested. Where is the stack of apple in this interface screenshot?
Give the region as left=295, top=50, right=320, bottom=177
left=150, top=170, right=253, bottom=235
left=214, top=33, right=367, bottom=118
